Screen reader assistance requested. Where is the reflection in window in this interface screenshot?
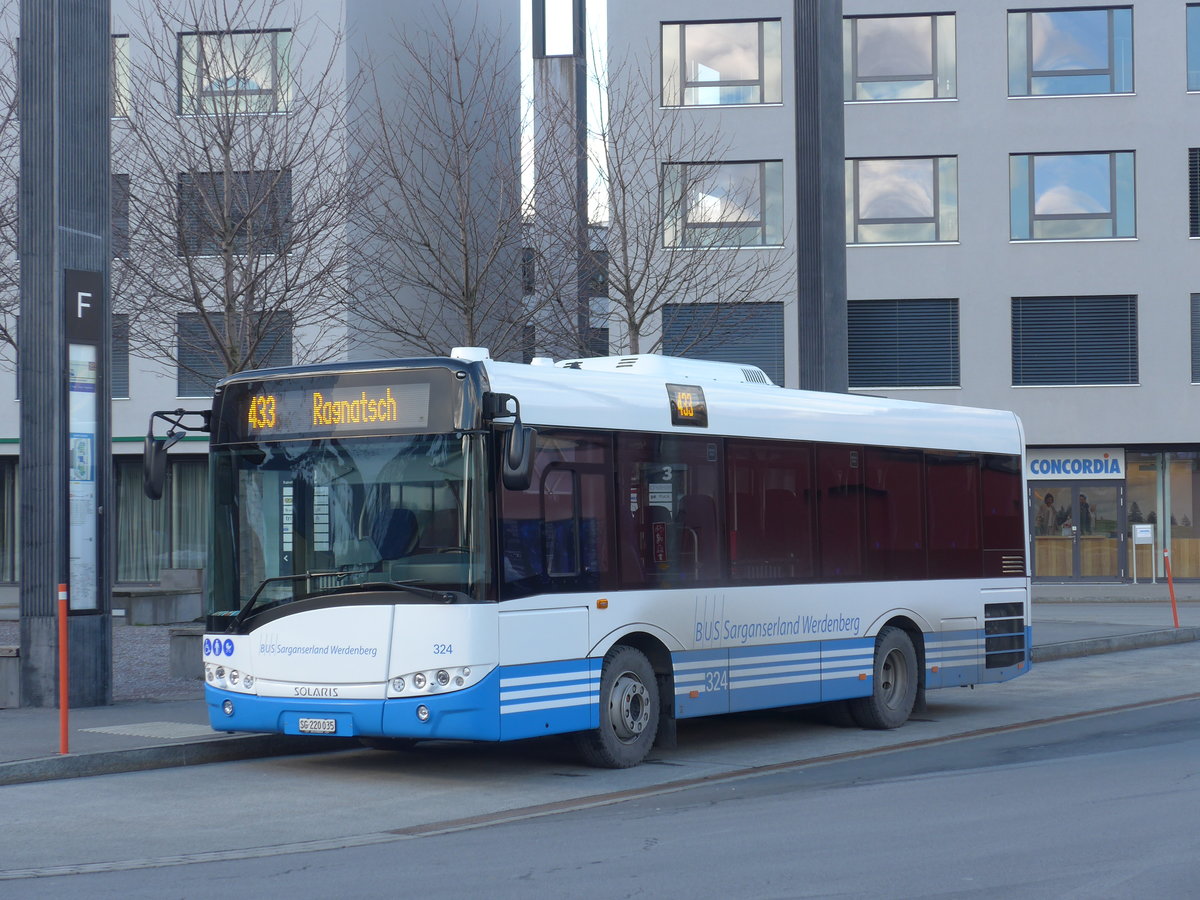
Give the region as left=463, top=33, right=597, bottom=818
left=845, top=157, right=958, bottom=244
left=662, top=20, right=782, bottom=106
left=663, top=161, right=784, bottom=247
left=112, top=34, right=131, bottom=118
left=179, top=30, right=291, bottom=114
left=843, top=14, right=956, bottom=100
left=1189, top=5, right=1200, bottom=90
left=1010, top=151, right=1135, bottom=240
left=1008, top=8, right=1133, bottom=96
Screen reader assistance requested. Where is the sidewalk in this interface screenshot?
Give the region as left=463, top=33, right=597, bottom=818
left=1, top=588, right=1198, bottom=786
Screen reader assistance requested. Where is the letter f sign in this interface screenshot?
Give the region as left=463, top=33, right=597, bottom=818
left=76, top=291, right=92, bottom=319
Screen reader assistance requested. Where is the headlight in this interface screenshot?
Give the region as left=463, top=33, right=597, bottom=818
left=391, top=676, right=405, bottom=692
left=243, top=674, right=255, bottom=690
left=436, top=669, right=450, bottom=686
left=229, top=669, right=240, bottom=685
left=412, top=672, right=427, bottom=689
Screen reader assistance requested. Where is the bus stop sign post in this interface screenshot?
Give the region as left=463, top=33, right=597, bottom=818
left=1163, top=551, right=1181, bottom=629
left=58, top=584, right=68, bottom=754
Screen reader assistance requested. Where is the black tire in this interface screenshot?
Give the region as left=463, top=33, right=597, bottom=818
left=574, top=645, right=659, bottom=769
left=849, top=626, right=918, bottom=730
left=358, top=737, right=420, bottom=751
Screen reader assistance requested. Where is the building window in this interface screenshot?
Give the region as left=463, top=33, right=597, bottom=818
left=112, top=34, right=131, bottom=118
left=843, top=14, right=956, bottom=101
left=179, top=29, right=291, bottom=115
left=0, top=457, right=17, bottom=583
left=1191, top=294, right=1200, bottom=382
left=176, top=311, right=292, bottom=398
left=177, top=169, right=292, bottom=256
left=662, top=161, right=784, bottom=248
left=845, top=157, right=958, bottom=244
left=662, top=302, right=784, bottom=385
left=848, top=298, right=959, bottom=388
left=1190, top=149, right=1200, bottom=237
left=113, top=173, right=131, bottom=259
left=1011, top=295, right=1138, bottom=385
left=1189, top=5, right=1200, bottom=90
left=1010, top=151, right=1135, bottom=240
left=522, top=247, right=535, bottom=295
left=1007, top=8, right=1133, bottom=97
left=662, top=20, right=782, bottom=106
left=113, top=313, right=130, bottom=400
left=581, top=249, right=609, bottom=297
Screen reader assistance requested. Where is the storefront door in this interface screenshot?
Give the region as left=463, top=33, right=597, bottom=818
left=1030, top=483, right=1126, bottom=580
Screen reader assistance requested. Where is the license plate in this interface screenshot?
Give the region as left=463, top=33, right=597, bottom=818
left=298, top=717, right=337, bottom=735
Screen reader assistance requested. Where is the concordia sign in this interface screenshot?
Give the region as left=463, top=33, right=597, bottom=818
left=1027, top=447, right=1125, bottom=480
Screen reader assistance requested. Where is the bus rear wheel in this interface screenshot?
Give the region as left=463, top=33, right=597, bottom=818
left=575, top=645, right=659, bottom=769
left=849, top=626, right=917, bottom=730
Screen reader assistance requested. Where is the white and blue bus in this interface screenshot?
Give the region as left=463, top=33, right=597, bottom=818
left=149, top=348, right=1030, bottom=768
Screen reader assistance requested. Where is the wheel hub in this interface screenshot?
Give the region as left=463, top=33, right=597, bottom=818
left=610, top=673, right=651, bottom=741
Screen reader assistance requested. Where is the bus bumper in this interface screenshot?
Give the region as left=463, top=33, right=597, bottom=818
left=205, top=668, right=503, bottom=741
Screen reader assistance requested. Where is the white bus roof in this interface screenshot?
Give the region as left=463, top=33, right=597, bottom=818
left=479, top=354, right=1023, bottom=456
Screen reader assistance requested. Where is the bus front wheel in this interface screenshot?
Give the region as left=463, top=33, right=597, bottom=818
left=849, top=626, right=917, bottom=730
left=575, top=645, right=660, bottom=768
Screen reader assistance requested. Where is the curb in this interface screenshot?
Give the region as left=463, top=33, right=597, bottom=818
left=1032, top=626, right=1200, bottom=662
left=0, top=734, right=358, bottom=787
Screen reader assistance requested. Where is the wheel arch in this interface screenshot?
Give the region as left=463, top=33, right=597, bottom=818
left=874, top=614, right=927, bottom=703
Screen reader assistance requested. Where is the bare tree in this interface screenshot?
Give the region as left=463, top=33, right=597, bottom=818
left=347, top=2, right=530, bottom=359
left=0, top=0, right=18, bottom=366
left=114, top=0, right=354, bottom=390
left=530, top=49, right=793, bottom=359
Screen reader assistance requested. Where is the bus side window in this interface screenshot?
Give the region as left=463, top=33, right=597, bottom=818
left=500, top=430, right=614, bottom=599
left=926, top=452, right=983, bottom=578
left=817, top=444, right=864, bottom=580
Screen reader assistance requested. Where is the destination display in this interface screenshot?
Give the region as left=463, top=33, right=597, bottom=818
left=666, top=383, right=708, bottom=428
left=214, top=369, right=457, bottom=443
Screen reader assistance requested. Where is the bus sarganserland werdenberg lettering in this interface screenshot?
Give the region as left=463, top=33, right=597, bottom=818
left=144, top=348, right=1030, bottom=768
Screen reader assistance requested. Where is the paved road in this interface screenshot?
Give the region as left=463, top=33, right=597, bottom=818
left=1, top=641, right=1197, bottom=890
left=5, top=692, right=1198, bottom=898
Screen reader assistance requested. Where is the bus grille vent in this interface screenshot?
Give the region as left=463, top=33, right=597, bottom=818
left=1000, top=554, right=1025, bottom=574
left=616, top=358, right=639, bottom=368
left=983, top=601, right=1026, bottom=669
left=741, top=368, right=770, bottom=384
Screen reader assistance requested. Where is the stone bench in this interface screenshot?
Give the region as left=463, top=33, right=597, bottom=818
left=0, top=645, right=18, bottom=708
left=169, top=625, right=206, bottom=680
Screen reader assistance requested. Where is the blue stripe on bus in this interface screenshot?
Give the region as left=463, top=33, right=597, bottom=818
left=498, top=658, right=601, bottom=741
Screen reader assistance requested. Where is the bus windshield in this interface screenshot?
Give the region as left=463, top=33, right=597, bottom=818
left=208, top=432, right=491, bottom=622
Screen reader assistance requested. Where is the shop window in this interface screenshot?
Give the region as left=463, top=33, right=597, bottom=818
left=1010, top=151, right=1135, bottom=240
left=844, top=14, right=956, bottom=101
left=1008, top=8, right=1133, bottom=97
left=846, top=156, right=958, bottom=244
left=0, top=457, right=17, bottom=583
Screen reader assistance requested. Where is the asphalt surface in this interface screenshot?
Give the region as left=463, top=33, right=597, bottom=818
left=0, top=588, right=1197, bottom=786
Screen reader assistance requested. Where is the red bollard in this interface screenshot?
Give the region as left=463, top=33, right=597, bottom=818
left=1163, top=551, right=1181, bottom=630
left=58, top=583, right=69, bottom=755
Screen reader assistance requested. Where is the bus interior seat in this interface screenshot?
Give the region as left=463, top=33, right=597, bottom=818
left=677, top=493, right=719, bottom=576
left=372, top=507, right=420, bottom=559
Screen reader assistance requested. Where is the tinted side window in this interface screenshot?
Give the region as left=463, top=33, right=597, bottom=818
left=726, top=440, right=815, bottom=582
left=499, top=430, right=614, bottom=598
left=864, top=448, right=926, bottom=579
left=617, top=434, right=723, bottom=587
left=817, top=444, right=864, bottom=580
left=982, top=455, right=1023, bottom=549
left=926, top=452, right=982, bottom=577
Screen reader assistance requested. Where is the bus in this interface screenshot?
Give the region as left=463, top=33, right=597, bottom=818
left=146, top=347, right=1030, bottom=768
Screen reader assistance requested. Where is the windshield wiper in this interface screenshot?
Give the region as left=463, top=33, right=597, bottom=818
left=316, top=580, right=460, bottom=604
left=230, top=573, right=462, bottom=631
left=230, top=571, right=355, bottom=632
